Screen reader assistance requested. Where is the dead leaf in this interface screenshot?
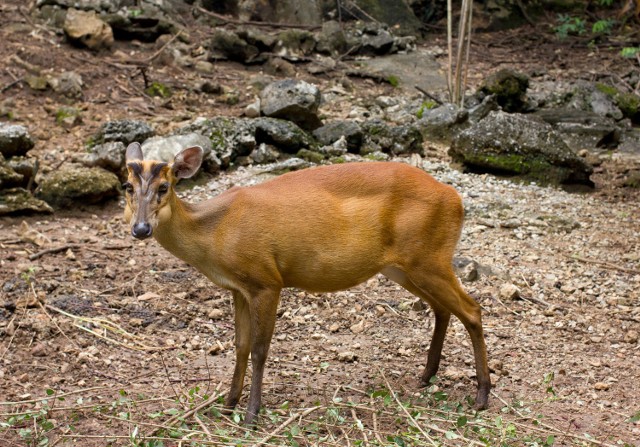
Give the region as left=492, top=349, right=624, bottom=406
left=137, top=292, right=160, bottom=301
left=18, top=221, right=51, bottom=247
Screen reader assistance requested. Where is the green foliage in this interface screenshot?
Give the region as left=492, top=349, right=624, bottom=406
left=387, top=75, right=400, bottom=88
left=592, top=18, right=615, bottom=34
left=416, top=100, right=438, bottom=119
left=621, top=47, right=640, bottom=58
left=145, top=82, right=172, bottom=98
left=555, top=14, right=586, bottom=39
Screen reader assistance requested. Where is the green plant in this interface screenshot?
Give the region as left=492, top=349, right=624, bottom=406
left=416, top=100, right=438, bottom=118
left=592, top=18, right=615, bottom=34
left=555, top=14, right=586, bottom=39
left=387, top=75, right=400, bottom=88
left=621, top=47, right=640, bottom=58
left=145, top=82, right=172, bottom=98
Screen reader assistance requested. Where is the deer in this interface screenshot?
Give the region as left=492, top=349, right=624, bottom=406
left=122, top=142, right=491, bottom=425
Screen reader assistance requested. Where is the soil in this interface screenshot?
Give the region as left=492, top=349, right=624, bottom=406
left=1, top=2, right=639, bottom=446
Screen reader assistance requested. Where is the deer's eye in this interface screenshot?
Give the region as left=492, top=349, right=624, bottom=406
left=158, top=182, right=169, bottom=195
left=122, top=182, right=134, bottom=194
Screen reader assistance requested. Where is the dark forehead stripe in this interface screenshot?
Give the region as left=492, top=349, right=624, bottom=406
left=127, top=162, right=143, bottom=177
left=150, top=162, right=168, bottom=179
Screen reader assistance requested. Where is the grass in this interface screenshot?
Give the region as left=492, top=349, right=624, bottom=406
left=2, top=369, right=637, bottom=446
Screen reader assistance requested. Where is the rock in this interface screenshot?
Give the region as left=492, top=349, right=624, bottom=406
left=468, top=95, right=500, bottom=123
left=361, top=119, right=423, bottom=155
left=316, top=20, right=348, bottom=55
left=259, top=158, right=310, bottom=175
left=30, top=342, right=48, bottom=357
left=77, top=141, right=126, bottom=173
left=412, top=299, right=427, bottom=311
left=36, top=166, right=120, bottom=208
left=244, top=98, right=261, bottom=118
left=94, top=119, right=155, bottom=146
left=624, top=330, right=639, bottom=344
left=63, top=8, right=114, bottom=50
left=350, top=1, right=422, bottom=36
left=449, top=111, right=594, bottom=187
left=338, top=351, right=357, bottom=362
left=274, top=29, right=316, bottom=60
left=0, top=188, right=53, bottom=216
left=260, top=79, right=322, bottom=131
left=361, top=27, right=395, bottom=55
left=254, top=117, right=314, bottom=153
left=6, top=156, right=37, bottom=188
left=55, top=106, right=82, bottom=128
left=264, top=57, right=297, bottom=77
left=49, top=72, right=83, bottom=98
left=350, top=319, right=365, bottom=334
left=313, top=121, right=363, bottom=153
left=207, top=309, right=225, bottom=320
left=417, top=103, right=469, bottom=143
left=296, top=148, right=325, bottom=164
left=534, top=109, right=618, bottom=151
left=594, top=382, right=610, bottom=391
left=179, top=116, right=257, bottom=167
left=209, top=29, right=260, bottom=63
left=499, top=283, right=521, bottom=301
left=104, top=10, right=175, bottom=43
left=250, top=143, right=280, bottom=164
left=0, top=153, right=24, bottom=188
left=0, top=123, right=35, bottom=157
left=317, top=135, right=348, bottom=156
left=142, top=133, right=213, bottom=166
left=479, top=69, right=529, bottom=113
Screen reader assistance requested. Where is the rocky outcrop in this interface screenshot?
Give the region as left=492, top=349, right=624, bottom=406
left=260, top=79, right=322, bottom=131
left=36, top=166, right=121, bottom=208
left=449, top=111, right=593, bottom=186
left=63, top=8, right=113, bottom=50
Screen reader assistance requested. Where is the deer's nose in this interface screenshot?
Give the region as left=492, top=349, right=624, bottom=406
left=132, top=222, right=152, bottom=239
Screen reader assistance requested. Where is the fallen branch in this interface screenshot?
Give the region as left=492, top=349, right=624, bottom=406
left=29, top=244, right=79, bottom=260
left=414, top=85, right=444, bottom=106
left=253, top=405, right=323, bottom=447
left=566, top=254, right=640, bottom=275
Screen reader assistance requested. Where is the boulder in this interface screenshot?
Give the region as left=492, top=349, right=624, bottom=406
left=479, top=69, right=529, bottom=113
left=313, top=121, right=363, bottom=153
left=361, top=119, right=423, bottom=155
left=274, top=29, right=316, bottom=60
left=63, top=8, right=114, bottom=50
left=76, top=141, right=125, bottom=173
left=254, top=117, right=314, bottom=153
left=209, top=29, right=260, bottom=63
left=449, top=111, right=593, bottom=186
left=535, top=109, right=618, bottom=151
left=6, top=156, right=38, bottom=188
left=260, top=79, right=322, bottom=131
left=36, top=166, right=121, bottom=208
left=0, top=188, right=53, bottom=216
left=141, top=133, right=218, bottom=173
left=0, top=124, right=35, bottom=158
left=49, top=71, right=84, bottom=98
left=0, top=153, right=24, bottom=188
left=93, top=119, right=155, bottom=146
left=104, top=11, right=175, bottom=42
left=417, top=103, right=469, bottom=143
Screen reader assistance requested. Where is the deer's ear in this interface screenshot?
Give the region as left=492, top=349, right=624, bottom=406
left=172, top=146, right=203, bottom=179
left=126, top=142, right=144, bottom=162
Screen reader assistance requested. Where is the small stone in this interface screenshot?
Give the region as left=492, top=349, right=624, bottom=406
left=594, top=382, right=609, bottom=391
left=244, top=98, right=261, bottom=118
left=30, top=342, right=48, bottom=357
left=329, top=322, right=340, bottom=332
left=624, top=330, right=638, bottom=344
left=499, top=283, right=521, bottom=301
left=350, top=319, right=365, bottom=334
left=337, top=351, right=357, bottom=362
left=207, top=340, right=225, bottom=355
left=412, top=299, right=427, bottom=311
left=375, top=305, right=386, bottom=316
left=207, top=308, right=225, bottom=320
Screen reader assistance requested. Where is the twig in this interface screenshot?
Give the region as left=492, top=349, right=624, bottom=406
left=0, top=387, right=105, bottom=406
left=350, top=407, right=369, bottom=446
left=152, top=392, right=226, bottom=436
left=29, top=244, right=80, bottom=260
left=414, top=85, right=443, bottom=105
left=253, top=405, right=323, bottom=447
left=379, top=369, right=439, bottom=447
left=370, top=396, right=385, bottom=445
left=1, top=78, right=23, bottom=93
left=566, top=254, right=640, bottom=275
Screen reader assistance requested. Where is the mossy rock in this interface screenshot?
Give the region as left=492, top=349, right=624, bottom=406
left=0, top=188, right=53, bottom=216
left=36, top=166, right=120, bottom=208
left=479, top=69, right=529, bottom=113
left=596, top=83, right=640, bottom=123
left=296, top=148, right=325, bottom=164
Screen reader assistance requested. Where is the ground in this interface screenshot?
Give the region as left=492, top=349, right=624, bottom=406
left=1, top=2, right=640, bottom=446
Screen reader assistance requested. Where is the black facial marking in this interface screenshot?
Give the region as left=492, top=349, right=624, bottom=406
left=150, top=162, right=168, bottom=179
left=127, top=162, right=143, bottom=178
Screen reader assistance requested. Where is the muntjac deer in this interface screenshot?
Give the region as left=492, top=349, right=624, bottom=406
left=123, top=142, right=491, bottom=425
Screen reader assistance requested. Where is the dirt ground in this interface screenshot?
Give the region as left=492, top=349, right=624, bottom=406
left=1, top=2, right=640, bottom=446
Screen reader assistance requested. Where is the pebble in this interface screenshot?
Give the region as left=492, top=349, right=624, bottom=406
left=594, top=382, right=610, bottom=391
left=338, top=351, right=357, bottom=362
left=499, top=283, right=521, bottom=301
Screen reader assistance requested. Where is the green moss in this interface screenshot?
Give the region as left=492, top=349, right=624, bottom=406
left=416, top=100, right=438, bottom=119
left=364, top=152, right=389, bottom=161
left=596, top=82, right=640, bottom=122
left=387, top=75, right=400, bottom=88
left=145, top=82, right=172, bottom=98
left=463, top=153, right=569, bottom=184
left=329, top=156, right=346, bottom=163
left=209, top=129, right=225, bottom=150
left=55, top=107, right=81, bottom=126
left=296, top=149, right=325, bottom=164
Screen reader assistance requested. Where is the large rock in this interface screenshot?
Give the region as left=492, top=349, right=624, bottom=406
left=76, top=141, right=126, bottom=173
left=0, top=124, right=35, bottom=158
left=449, top=111, right=594, bottom=186
left=63, top=8, right=114, bottom=50
left=5, top=156, right=38, bottom=188
left=534, top=109, right=618, bottom=151
left=361, top=119, right=423, bottom=155
left=254, top=117, right=314, bottom=153
left=141, top=133, right=218, bottom=172
left=0, top=188, right=53, bottom=216
left=417, top=103, right=469, bottom=143
left=0, top=153, right=24, bottom=188
left=479, top=69, right=529, bottom=113
left=36, top=166, right=120, bottom=208
left=93, top=119, right=155, bottom=146
left=260, top=79, right=322, bottom=131
left=209, top=29, right=260, bottom=63
left=313, top=121, right=363, bottom=153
